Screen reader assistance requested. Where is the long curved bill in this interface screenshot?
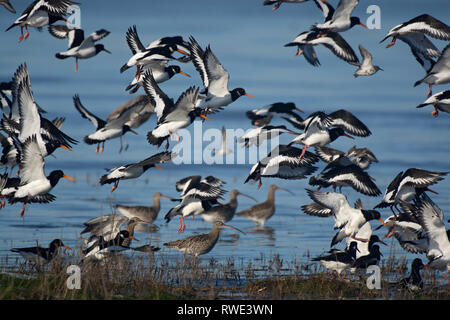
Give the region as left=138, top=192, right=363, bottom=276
left=179, top=70, right=190, bottom=77
left=245, top=93, right=254, bottom=98
left=60, top=145, right=72, bottom=151
left=63, top=174, right=76, bottom=182
left=276, top=186, right=295, bottom=196
left=223, top=224, right=246, bottom=235
left=238, top=192, right=257, bottom=202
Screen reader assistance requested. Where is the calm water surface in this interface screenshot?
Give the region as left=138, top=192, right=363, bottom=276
left=0, top=0, right=449, bottom=274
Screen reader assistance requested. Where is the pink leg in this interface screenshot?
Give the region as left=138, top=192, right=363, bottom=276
left=19, top=200, right=27, bottom=217
left=272, top=1, right=281, bottom=10
left=24, top=26, right=29, bottom=40
left=427, top=84, right=432, bottom=98
left=431, top=105, right=439, bottom=117
left=18, top=26, right=24, bottom=42
left=298, top=144, right=308, bottom=163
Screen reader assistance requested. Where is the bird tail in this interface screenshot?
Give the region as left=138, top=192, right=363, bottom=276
left=164, top=207, right=180, bottom=223
left=99, top=174, right=114, bottom=185
left=120, top=64, right=130, bottom=73
left=146, top=131, right=166, bottom=147
left=414, top=80, right=423, bottom=87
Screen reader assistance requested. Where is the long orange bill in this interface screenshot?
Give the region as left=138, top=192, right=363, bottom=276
left=129, top=235, right=139, bottom=241
left=63, top=245, right=72, bottom=250
left=360, top=23, right=368, bottom=29
left=177, top=48, right=189, bottom=55
left=154, top=165, right=163, bottom=170
left=179, top=70, right=190, bottom=77
left=200, top=114, right=211, bottom=120
left=378, top=218, right=387, bottom=228
left=295, top=107, right=304, bottom=113
left=245, top=93, right=254, bottom=98
left=63, top=174, right=76, bottom=182
left=60, top=144, right=72, bottom=151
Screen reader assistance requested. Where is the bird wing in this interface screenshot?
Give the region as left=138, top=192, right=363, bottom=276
left=301, top=201, right=333, bottom=217
left=142, top=71, right=174, bottom=123
left=315, top=145, right=345, bottom=163
left=28, top=0, right=78, bottom=17
left=48, top=25, right=85, bottom=49
left=129, top=151, right=175, bottom=170
left=305, top=188, right=350, bottom=214
left=313, top=0, right=334, bottom=22
left=19, top=135, right=46, bottom=184
left=428, top=43, right=450, bottom=74
left=203, top=45, right=230, bottom=96
left=302, top=44, right=321, bottom=67
left=189, top=36, right=209, bottom=90
left=167, top=86, right=199, bottom=119
left=313, top=32, right=359, bottom=64
left=397, top=168, right=447, bottom=190
left=358, top=44, right=373, bottom=67
left=331, top=0, right=359, bottom=23
left=125, top=25, right=146, bottom=55
left=399, top=33, right=441, bottom=59
left=401, top=14, right=450, bottom=41
left=328, top=109, right=371, bottom=137
left=78, top=29, right=110, bottom=50
left=73, top=94, right=106, bottom=130
left=17, top=75, right=41, bottom=143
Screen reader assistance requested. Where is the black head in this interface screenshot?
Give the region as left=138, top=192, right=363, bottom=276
left=350, top=17, right=367, bottom=29
left=347, top=241, right=359, bottom=258
left=122, top=125, right=137, bottom=135
left=48, top=170, right=75, bottom=187
left=370, top=244, right=382, bottom=258
left=95, top=44, right=111, bottom=55
left=49, top=14, right=67, bottom=25
left=49, top=239, right=68, bottom=250
left=361, top=209, right=381, bottom=222
left=411, top=258, right=424, bottom=270
left=369, top=235, right=387, bottom=248
left=328, top=127, right=353, bottom=143
left=230, top=88, right=253, bottom=102
left=166, top=65, right=181, bottom=77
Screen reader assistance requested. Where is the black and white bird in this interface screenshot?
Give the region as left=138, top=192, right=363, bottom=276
left=165, top=175, right=227, bottom=233
left=6, top=0, right=77, bottom=42
left=82, top=230, right=138, bottom=261
left=309, top=161, right=381, bottom=197
left=381, top=14, right=450, bottom=57
left=345, top=222, right=387, bottom=260
left=246, top=102, right=304, bottom=127
left=303, top=189, right=386, bottom=247
left=105, top=95, right=154, bottom=152
left=414, top=44, right=450, bottom=97
left=143, top=71, right=208, bottom=150
left=0, top=0, right=15, bottom=13
left=315, top=145, right=378, bottom=170
left=353, top=45, right=383, bottom=77
left=350, top=244, right=382, bottom=271
left=312, top=241, right=358, bottom=279
left=120, top=26, right=189, bottom=76
left=121, top=26, right=190, bottom=92
left=285, top=31, right=359, bottom=65
left=189, top=36, right=253, bottom=115
left=99, top=151, right=175, bottom=192
left=395, top=258, right=425, bottom=292
left=289, top=109, right=371, bottom=162
left=400, top=194, right=450, bottom=280
left=374, top=168, right=448, bottom=214
left=11, top=239, right=70, bottom=266
left=237, top=125, right=297, bottom=148
left=416, top=90, right=450, bottom=117
left=6, top=135, right=75, bottom=217
left=73, top=94, right=139, bottom=154
left=244, top=144, right=319, bottom=189
left=263, top=0, right=308, bottom=11
left=312, top=0, right=367, bottom=33
left=48, top=25, right=111, bottom=72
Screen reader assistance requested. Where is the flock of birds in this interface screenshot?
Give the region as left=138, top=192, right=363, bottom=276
left=0, top=0, right=449, bottom=291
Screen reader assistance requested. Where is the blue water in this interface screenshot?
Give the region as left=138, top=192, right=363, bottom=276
left=0, top=0, right=449, bottom=276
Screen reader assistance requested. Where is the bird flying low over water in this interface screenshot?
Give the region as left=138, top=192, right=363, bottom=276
left=315, top=145, right=378, bottom=170
left=143, top=71, right=208, bottom=150
left=189, top=36, right=253, bottom=115
left=416, top=90, right=450, bottom=117
left=311, top=0, right=367, bottom=33
left=73, top=94, right=139, bottom=154
left=285, top=31, right=359, bottom=65
left=246, top=102, right=304, bottom=127
left=303, top=189, right=386, bottom=247
left=49, top=25, right=111, bottom=72
left=6, top=0, right=78, bottom=42
left=353, top=45, right=383, bottom=77
left=99, top=151, right=176, bottom=192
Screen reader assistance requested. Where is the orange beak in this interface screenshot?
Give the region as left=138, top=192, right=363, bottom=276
left=378, top=218, right=387, bottom=228
left=63, top=244, right=71, bottom=250
left=178, top=70, right=190, bottom=77
left=245, top=93, right=254, bottom=98
left=177, top=48, right=189, bottom=55
left=63, top=174, right=76, bottom=182
left=200, top=114, right=211, bottom=121
left=59, top=145, right=72, bottom=151
left=360, top=23, right=368, bottom=29
left=129, top=235, right=139, bottom=241
left=295, top=107, right=304, bottom=113
left=154, top=165, right=163, bottom=170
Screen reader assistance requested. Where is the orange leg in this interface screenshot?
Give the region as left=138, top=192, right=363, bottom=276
left=19, top=200, right=27, bottom=217
left=432, top=105, right=439, bottom=117
left=18, top=26, right=24, bottom=43
left=427, top=84, right=432, bottom=98
left=298, top=144, right=309, bottom=163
